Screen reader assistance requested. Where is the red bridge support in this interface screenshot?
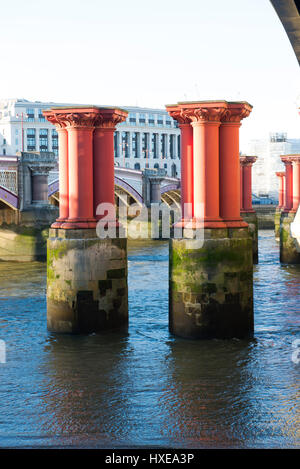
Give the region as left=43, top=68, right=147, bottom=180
left=166, top=100, right=254, bottom=339
left=44, top=106, right=129, bottom=334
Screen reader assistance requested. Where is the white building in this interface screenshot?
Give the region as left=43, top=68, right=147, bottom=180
left=0, top=99, right=181, bottom=178
left=246, top=132, right=300, bottom=201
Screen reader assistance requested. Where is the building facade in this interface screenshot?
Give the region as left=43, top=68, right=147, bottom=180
left=0, top=99, right=181, bottom=178
left=246, top=132, right=300, bottom=201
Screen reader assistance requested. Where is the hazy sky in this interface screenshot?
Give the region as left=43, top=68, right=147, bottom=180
left=1, top=0, right=300, bottom=150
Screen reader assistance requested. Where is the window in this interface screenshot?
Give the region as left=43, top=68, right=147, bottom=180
left=134, top=163, right=140, bottom=170
left=154, top=163, right=159, bottom=169
left=26, top=108, right=35, bottom=122
left=3, top=138, right=6, bottom=145
left=121, top=132, right=129, bottom=158
left=152, top=133, right=157, bottom=158
left=169, top=135, right=174, bottom=159
left=142, top=133, right=149, bottom=158
left=38, top=109, right=45, bottom=122
left=177, top=135, right=180, bottom=159
left=114, top=132, right=118, bottom=158
left=27, top=128, right=36, bottom=150
left=40, top=129, right=48, bottom=137
left=132, top=132, right=139, bottom=158
left=15, top=138, right=18, bottom=146
left=160, top=134, right=166, bottom=158
left=166, top=119, right=171, bottom=127
left=148, top=114, right=155, bottom=126
left=172, top=163, right=177, bottom=177
left=129, top=113, right=136, bottom=125
left=3, top=149, right=6, bottom=155
left=139, top=113, right=146, bottom=124
left=157, top=116, right=164, bottom=127
left=15, top=129, right=18, bottom=135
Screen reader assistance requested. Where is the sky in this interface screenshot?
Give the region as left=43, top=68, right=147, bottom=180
left=1, top=0, right=300, bottom=150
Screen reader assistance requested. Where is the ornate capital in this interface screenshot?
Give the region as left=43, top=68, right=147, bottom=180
left=179, top=103, right=228, bottom=123
left=43, top=106, right=128, bottom=130
left=93, top=108, right=128, bottom=129
left=276, top=171, right=285, bottom=177
left=221, top=102, right=253, bottom=123
left=240, top=155, right=257, bottom=167
left=165, top=105, right=191, bottom=124
left=281, top=155, right=293, bottom=165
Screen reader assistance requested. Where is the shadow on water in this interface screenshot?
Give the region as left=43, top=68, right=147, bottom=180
left=0, top=230, right=299, bottom=448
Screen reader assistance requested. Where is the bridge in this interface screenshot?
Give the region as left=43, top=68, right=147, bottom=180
left=0, top=155, right=181, bottom=213
left=48, top=166, right=181, bottom=209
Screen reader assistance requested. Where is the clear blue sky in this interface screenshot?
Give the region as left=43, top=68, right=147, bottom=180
left=1, top=0, right=300, bottom=150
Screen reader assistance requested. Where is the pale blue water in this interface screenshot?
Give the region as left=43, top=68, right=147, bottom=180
left=0, top=230, right=299, bottom=448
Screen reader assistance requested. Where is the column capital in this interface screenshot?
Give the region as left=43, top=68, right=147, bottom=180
left=221, top=102, right=253, bottom=123
left=165, top=104, right=192, bottom=124
left=240, top=155, right=257, bottom=167
left=276, top=171, right=285, bottom=178
left=43, top=106, right=128, bottom=130
left=281, top=155, right=293, bottom=165
left=178, top=101, right=228, bottom=123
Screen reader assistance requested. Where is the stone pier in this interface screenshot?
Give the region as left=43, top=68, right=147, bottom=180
left=280, top=155, right=300, bottom=263
left=166, top=101, right=253, bottom=339
left=44, top=106, right=129, bottom=333
left=240, top=155, right=258, bottom=263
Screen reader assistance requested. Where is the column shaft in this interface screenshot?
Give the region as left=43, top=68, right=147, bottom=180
left=192, top=121, right=224, bottom=225
left=292, top=161, right=300, bottom=212
left=56, top=128, right=69, bottom=223
left=219, top=123, right=246, bottom=225
left=63, top=127, right=95, bottom=228
left=243, top=165, right=253, bottom=211
left=284, top=162, right=293, bottom=211
left=179, top=123, right=193, bottom=220
left=93, top=127, right=116, bottom=220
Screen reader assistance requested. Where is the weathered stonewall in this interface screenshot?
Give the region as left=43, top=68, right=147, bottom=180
left=241, top=211, right=258, bottom=264
left=280, top=212, right=300, bottom=263
left=169, top=227, right=253, bottom=339
left=47, top=229, right=128, bottom=333
left=274, top=208, right=282, bottom=241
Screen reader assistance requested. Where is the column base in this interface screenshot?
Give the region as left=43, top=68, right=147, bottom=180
left=169, top=227, right=253, bottom=339
left=280, top=212, right=300, bottom=264
left=60, top=218, right=97, bottom=229
left=47, top=229, right=128, bottom=333
left=241, top=211, right=258, bottom=264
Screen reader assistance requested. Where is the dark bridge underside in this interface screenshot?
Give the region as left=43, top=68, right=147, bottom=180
left=270, top=0, right=300, bottom=65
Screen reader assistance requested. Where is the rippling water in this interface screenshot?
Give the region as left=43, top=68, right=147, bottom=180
left=0, top=230, right=299, bottom=448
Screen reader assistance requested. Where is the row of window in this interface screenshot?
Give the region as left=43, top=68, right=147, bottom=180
left=24, top=108, right=46, bottom=122
left=120, top=161, right=178, bottom=177
left=122, top=113, right=178, bottom=128
left=114, top=132, right=180, bottom=159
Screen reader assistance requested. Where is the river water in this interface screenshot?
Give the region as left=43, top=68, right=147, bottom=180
left=0, top=230, right=299, bottom=448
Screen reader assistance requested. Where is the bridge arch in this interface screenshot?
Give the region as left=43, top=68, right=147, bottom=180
left=48, top=177, right=144, bottom=207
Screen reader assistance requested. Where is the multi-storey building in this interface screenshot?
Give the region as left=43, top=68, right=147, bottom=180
left=0, top=99, right=181, bottom=178
left=246, top=132, right=300, bottom=201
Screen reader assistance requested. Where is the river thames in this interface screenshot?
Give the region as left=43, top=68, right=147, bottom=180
left=0, top=230, right=299, bottom=448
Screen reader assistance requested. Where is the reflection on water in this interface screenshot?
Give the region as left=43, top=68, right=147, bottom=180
left=0, top=232, right=299, bottom=448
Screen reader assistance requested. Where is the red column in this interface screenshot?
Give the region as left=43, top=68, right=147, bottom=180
left=42, top=113, right=69, bottom=228
left=64, top=125, right=95, bottom=228
left=240, top=162, right=244, bottom=211
left=276, top=172, right=285, bottom=208
left=291, top=156, right=300, bottom=212
left=179, top=102, right=228, bottom=227
left=281, top=157, right=293, bottom=212
left=240, top=156, right=256, bottom=213
left=166, top=105, right=193, bottom=221
left=93, top=109, right=128, bottom=223
left=219, top=103, right=252, bottom=226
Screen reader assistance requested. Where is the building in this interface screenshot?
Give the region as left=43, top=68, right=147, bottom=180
left=246, top=132, right=300, bottom=201
left=0, top=99, right=181, bottom=178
